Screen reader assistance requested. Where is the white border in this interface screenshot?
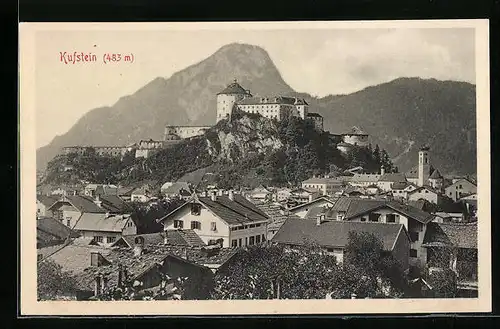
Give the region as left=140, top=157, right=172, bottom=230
left=19, top=19, right=491, bottom=315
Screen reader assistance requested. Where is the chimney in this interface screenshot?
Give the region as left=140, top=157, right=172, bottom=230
left=381, top=166, right=385, bottom=176
left=133, top=236, right=145, bottom=256
left=211, top=191, right=217, bottom=202
left=229, top=190, right=235, bottom=201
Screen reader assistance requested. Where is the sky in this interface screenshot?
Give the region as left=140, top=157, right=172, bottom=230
left=33, top=26, right=476, bottom=148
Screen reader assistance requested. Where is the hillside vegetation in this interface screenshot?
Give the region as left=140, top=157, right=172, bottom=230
left=43, top=111, right=395, bottom=189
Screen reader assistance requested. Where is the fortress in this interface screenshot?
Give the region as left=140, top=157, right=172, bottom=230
left=163, top=80, right=324, bottom=141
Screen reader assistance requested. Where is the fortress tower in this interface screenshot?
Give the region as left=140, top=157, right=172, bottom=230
left=216, top=79, right=252, bottom=123
left=418, top=145, right=431, bottom=187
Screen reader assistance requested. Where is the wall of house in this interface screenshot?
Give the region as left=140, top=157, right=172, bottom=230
left=37, top=202, right=47, bottom=217
left=122, top=219, right=137, bottom=236
left=409, top=190, right=438, bottom=204
left=229, top=223, right=268, bottom=247
left=131, top=194, right=149, bottom=203
left=163, top=204, right=231, bottom=247
left=291, top=200, right=334, bottom=218
left=217, top=94, right=239, bottom=122
left=445, top=180, right=477, bottom=201
left=377, top=181, right=393, bottom=192
left=343, top=135, right=369, bottom=146
left=350, top=209, right=410, bottom=227
left=79, top=230, right=123, bottom=246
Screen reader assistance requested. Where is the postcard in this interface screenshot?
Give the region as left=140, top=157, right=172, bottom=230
left=19, top=19, right=491, bottom=315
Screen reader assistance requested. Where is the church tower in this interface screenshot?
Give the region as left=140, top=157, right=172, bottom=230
left=418, top=145, right=430, bottom=187
left=216, top=79, right=252, bottom=123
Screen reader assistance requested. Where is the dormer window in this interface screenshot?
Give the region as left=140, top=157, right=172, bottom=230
left=191, top=203, right=201, bottom=216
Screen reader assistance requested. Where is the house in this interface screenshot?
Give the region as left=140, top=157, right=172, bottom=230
left=405, top=146, right=444, bottom=190
left=98, top=194, right=133, bottom=213
left=288, top=196, right=338, bottom=219
left=377, top=172, right=407, bottom=192
left=130, top=186, right=152, bottom=203
left=348, top=173, right=382, bottom=187
left=248, top=185, right=272, bottom=201
left=46, top=195, right=106, bottom=228
left=117, top=186, right=135, bottom=202
left=272, top=218, right=410, bottom=271
left=340, top=126, right=370, bottom=147
left=301, top=177, right=345, bottom=195
left=84, top=184, right=118, bottom=197
left=459, top=194, right=478, bottom=218
left=36, top=195, right=59, bottom=217
left=111, top=231, right=206, bottom=249
left=289, top=187, right=321, bottom=204
left=73, top=213, right=137, bottom=246
left=157, top=191, right=269, bottom=248
left=391, top=182, right=418, bottom=200
left=445, top=178, right=477, bottom=202
left=51, top=186, right=79, bottom=197
left=323, top=197, right=435, bottom=266
left=408, top=185, right=444, bottom=205
left=422, top=222, right=478, bottom=297
left=37, top=216, right=80, bottom=248
left=274, top=188, right=292, bottom=202
left=162, top=182, right=192, bottom=200
left=252, top=200, right=302, bottom=240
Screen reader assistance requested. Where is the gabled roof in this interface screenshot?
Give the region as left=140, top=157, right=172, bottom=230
left=304, top=206, right=330, bottom=220
left=306, top=112, right=323, bottom=118
left=378, top=173, right=407, bottom=183
left=350, top=173, right=381, bottom=183
left=112, top=231, right=206, bottom=249
left=48, top=195, right=106, bottom=213
left=163, top=182, right=191, bottom=195
left=37, top=217, right=80, bottom=247
left=272, top=218, right=407, bottom=250
left=422, top=222, right=477, bottom=249
left=157, top=194, right=269, bottom=226
left=99, top=195, right=132, bottom=213
left=405, top=165, right=437, bottom=179
left=74, top=213, right=133, bottom=232
left=288, top=196, right=338, bottom=212
left=429, top=168, right=443, bottom=179
left=342, top=126, right=367, bottom=136
left=408, top=185, right=439, bottom=195
left=36, top=195, right=59, bottom=208
left=217, top=81, right=250, bottom=95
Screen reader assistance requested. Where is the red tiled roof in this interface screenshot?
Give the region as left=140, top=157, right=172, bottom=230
left=272, top=218, right=406, bottom=250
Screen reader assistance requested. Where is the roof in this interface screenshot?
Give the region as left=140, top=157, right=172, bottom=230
left=36, top=195, right=59, bottom=207
left=158, top=194, right=269, bottom=226
left=132, top=186, right=150, bottom=196
left=117, top=187, right=135, bottom=196
left=162, top=182, right=191, bottom=195
left=272, top=218, right=406, bottom=250
left=422, top=222, right=477, bottom=249
left=304, top=207, right=329, bottom=219
left=237, top=96, right=297, bottom=105
left=342, top=126, right=368, bottom=136
left=350, top=173, right=381, bottom=183
left=327, top=197, right=434, bottom=224
left=217, top=81, right=250, bottom=95
left=37, top=217, right=80, bottom=247
left=251, top=200, right=301, bottom=232
left=289, top=196, right=338, bottom=212
left=378, top=173, right=407, bottom=183
left=99, top=195, right=132, bottom=213
left=306, top=112, right=323, bottom=118
left=405, top=165, right=436, bottom=179
left=48, top=195, right=106, bottom=213
left=113, top=231, right=206, bottom=248
left=391, top=182, right=409, bottom=190
left=74, top=213, right=132, bottom=232
left=337, top=142, right=354, bottom=148
left=302, top=177, right=344, bottom=185
left=429, top=168, right=443, bottom=179
left=408, top=185, right=439, bottom=195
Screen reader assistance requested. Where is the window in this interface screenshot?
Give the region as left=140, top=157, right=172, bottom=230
left=256, top=235, right=261, bottom=243
left=66, top=219, right=71, bottom=227
left=249, top=236, right=255, bottom=245
left=410, top=249, right=418, bottom=258
left=369, top=213, right=380, bottom=222
left=409, top=231, right=419, bottom=242
left=174, top=220, right=184, bottom=229
left=238, top=238, right=242, bottom=247
left=191, top=203, right=201, bottom=216
left=208, top=239, right=218, bottom=245
left=107, top=236, right=116, bottom=243
left=210, top=222, right=217, bottom=231
left=386, top=214, right=397, bottom=223
left=191, top=221, right=201, bottom=230
left=249, top=224, right=256, bottom=228
left=94, top=236, right=103, bottom=243
left=360, top=217, right=367, bottom=222
left=245, top=237, right=248, bottom=245
left=231, top=239, right=238, bottom=247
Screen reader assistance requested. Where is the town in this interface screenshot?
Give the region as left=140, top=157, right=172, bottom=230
left=37, top=80, right=478, bottom=301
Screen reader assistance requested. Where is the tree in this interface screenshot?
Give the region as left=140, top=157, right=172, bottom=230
left=428, top=268, right=458, bottom=298
left=373, top=144, right=381, bottom=164
left=212, top=244, right=340, bottom=300
left=37, top=259, right=79, bottom=301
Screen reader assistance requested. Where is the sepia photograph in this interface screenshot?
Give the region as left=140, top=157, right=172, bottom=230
left=19, top=20, right=491, bottom=315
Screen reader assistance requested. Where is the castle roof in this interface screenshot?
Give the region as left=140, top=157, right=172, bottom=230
left=217, top=81, right=250, bottom=95
left=342, top=126, right=368, bottom=136
left=237, top=96, right=297, bottom=105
